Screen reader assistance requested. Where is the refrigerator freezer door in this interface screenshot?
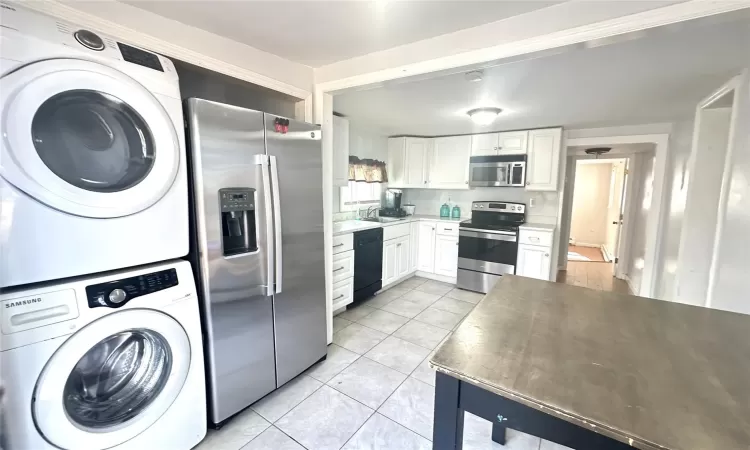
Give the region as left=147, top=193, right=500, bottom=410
left=265, top=115, right=326, bottom=386
left=187, top=99, right=277, bottom=424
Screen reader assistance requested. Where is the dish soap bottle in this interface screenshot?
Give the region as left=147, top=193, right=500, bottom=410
left=440, top=199, right=451, bottom=218
left=451, top=204, right=461, bottom=219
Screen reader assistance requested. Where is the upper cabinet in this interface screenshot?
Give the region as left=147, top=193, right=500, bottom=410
left=332, top=115, right=350, bottom=187
left=429, top=135, right=471, bottom=189
left=525, top=127, right=562, bottom=191
left=404, top=138, right=430, bottom=187
left=470, top=131, right=528, bottom=156
left=387, top=137, right=406, bottom=187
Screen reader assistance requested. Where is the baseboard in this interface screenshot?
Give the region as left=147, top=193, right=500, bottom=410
left=601, top=244, right=613, bottom=262
left=572, top=242, right=603, bottom=248
left=415, top=270, right=457, bottom=285
left=622, top=274, right=637, bottom=296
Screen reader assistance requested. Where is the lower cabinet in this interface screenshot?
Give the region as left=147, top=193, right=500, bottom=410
left=332, top=277, right=353, bottom=311
left=409, top=222, right=419, bottom=273
left=516, top=244, right=552, bottom=280
left=383, top=235, right=411, bottom=287
left=434, top=234, right=459, bottom=277
left=417, top=222, right=436, bottom=272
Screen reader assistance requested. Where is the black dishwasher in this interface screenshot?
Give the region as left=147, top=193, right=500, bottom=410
left=352, top=227, right=383, bottom=304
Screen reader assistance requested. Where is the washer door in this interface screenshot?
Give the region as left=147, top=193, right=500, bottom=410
left=33, top=309, right=191, bottom=450
left=0, top=59, right=179, bottom=218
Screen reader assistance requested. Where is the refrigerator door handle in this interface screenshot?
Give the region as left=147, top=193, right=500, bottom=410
left=270, top=155, right=283, bottom=294
left=258, top=154, right=274, bottom=296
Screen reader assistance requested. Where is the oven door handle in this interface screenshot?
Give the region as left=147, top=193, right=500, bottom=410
left=459, top=229, right=517, bottom=242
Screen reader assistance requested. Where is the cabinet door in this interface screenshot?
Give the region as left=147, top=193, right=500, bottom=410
left=404, top=138, right=429, bottom=187
left=396, top=236, right=410, bottom=279
left=526, top=128, right=562, bottom=191
left=382, top=240, right=398, bottom=286
left=434, top=235, right=459, bottom=278
left=387, top=138, right=406, bottom=187
left=497, top=131, right=528, bottom=155
left=332, top=115, right=350, bottom=187
left=470, top=133, right=498, bottom=156
left=409, top=222, right=419, bottom=272
left=429, top=136, right=471, bottom=189
left=417, top=222, right=436, bottom=273
left=516, top=244, right=551, bottom=280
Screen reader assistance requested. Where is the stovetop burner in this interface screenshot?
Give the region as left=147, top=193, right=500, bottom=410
left=460, top=201, right=526, bottom=233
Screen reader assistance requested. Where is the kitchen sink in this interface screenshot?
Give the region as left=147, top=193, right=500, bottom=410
left=362, top=217, right=406, bottom=223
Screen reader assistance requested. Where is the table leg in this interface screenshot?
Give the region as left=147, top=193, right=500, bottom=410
left=491, top=423, right=507, bottom=445
left=433, top=372, right=464, bottom=450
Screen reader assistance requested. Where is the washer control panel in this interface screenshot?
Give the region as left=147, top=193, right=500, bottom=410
left=86, top=269, right=178, bottom=308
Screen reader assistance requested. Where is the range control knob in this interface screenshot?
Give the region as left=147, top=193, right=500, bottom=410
left=74, top=29, right=105, bottom=51
left=108, top=288, right=127, bottom=304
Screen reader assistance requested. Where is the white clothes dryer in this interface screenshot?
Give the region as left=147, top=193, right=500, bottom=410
left=0, top=259, right=206, bottom=450
left=0, top=5, right=188, bottom=287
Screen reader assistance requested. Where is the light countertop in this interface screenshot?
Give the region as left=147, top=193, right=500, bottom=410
left=431, top=275, right=750, bottom=450
left=519, top=222, right=556, bottom=232
left=333, top=215, right=464, bottom=236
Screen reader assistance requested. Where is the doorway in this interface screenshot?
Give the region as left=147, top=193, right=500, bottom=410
left=559, top=158, right=630, bottom=293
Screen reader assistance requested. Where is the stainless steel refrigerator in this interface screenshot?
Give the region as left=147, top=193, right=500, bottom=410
left=186, top=98, right=326, bottom=426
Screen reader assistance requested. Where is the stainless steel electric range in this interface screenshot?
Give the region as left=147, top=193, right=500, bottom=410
left=457, top=201, right=526, bottom=293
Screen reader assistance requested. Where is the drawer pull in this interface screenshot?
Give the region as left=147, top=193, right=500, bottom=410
left=333, top=294, right=345, bottom=301
left=529, top=237, right=540, bottom=242
left=333, top=243, right=345, bottom=247
left=444, top=228, right=452, bottom=231
left=333, top=266, right=346, bottom=272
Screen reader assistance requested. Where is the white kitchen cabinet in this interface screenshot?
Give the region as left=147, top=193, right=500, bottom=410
left=434, top=234, right=459, bottom=278
left=387, top=137, right=406, bottom=187
left=470, top=133, right=498, bottom=156
left=497, top=131, right=528, bottom=155
left=417, top=221, right=436, bottom=272
left=429, top=135, right=471, bottom=189
left=516, top=244, right=552, bottom=280
left=396, top=235, right=410, bottom=279
left=409, top=222, right=419, bottom=273
left=382, top=239, right=398, bottom=286
left=404, top=138, right=430, bottom=187
left=526, top=127, right=562, bottom=191
left=332, top=115, right=350, bottom=187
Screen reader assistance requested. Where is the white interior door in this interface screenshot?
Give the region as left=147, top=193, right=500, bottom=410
left=605, top=160, right=627, bottom=263
left=0, top=59, right=179, bottom=218
left=33, top=309, right=191, bottom=450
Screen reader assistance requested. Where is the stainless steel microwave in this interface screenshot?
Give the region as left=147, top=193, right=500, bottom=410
left=468, top=155, right=526, bottom=187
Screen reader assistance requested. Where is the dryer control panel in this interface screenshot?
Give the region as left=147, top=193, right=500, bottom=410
left=86, top=268, right=178, bottom=308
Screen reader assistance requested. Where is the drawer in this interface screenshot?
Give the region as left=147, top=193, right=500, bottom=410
left=332, top=233, right=353, bottom=254
left=519, top=229, right=553, bottom=247
left=436, top=222, right=459, bottom=237
left=332, top=278, right=353, bottom=311
left=383, top=223, right=410, bottom=241
left=332, top=250, right=354, bottom=283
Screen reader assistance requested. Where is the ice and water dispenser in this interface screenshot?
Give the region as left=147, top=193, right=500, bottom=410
left=219, top=188, right=258, bottom=256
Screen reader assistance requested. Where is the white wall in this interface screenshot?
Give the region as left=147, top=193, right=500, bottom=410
left=570, top=163, right=612, bottom=246
left=626, top=151, right=656, bottom=294
left=402, top=188, right=559, bottom=223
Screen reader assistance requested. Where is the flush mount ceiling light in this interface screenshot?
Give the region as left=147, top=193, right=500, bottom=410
left=464, top=70, right=484, bottom=82
left=467, top=107, right=502, bottom=125
left=585, top=147, right=612, bottom=159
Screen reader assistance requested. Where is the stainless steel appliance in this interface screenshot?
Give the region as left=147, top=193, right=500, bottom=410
left=457, top=201, right=526, bottom=293
left=186, top=98, right=325, bottom=426
left=380, top=189, right=406, bottom=217
left=468, top=155, right=526, bottom=187
left=352, top=228, right=383, bottom=303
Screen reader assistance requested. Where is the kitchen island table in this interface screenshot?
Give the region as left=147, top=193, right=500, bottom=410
left=430, top=275, right=750, bottom=450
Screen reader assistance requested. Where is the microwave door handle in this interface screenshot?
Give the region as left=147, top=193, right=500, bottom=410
left=270, top=155, right=283, bottom=294
left=258, top=154, right=274, bottom=296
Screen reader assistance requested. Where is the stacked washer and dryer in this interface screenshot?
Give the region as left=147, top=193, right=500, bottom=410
left=0, top=5, right=206, bottom=450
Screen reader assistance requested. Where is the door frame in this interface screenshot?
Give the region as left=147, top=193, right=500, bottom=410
left=560, top=134, right=669, bottom=298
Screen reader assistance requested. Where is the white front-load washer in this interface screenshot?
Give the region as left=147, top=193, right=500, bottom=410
left=0, top=259, right=206, bottom=450
left=0, top=5, right=188, bottom=287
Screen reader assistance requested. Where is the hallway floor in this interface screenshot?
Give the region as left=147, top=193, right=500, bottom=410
left=567, top=245, right=606, bottom=262
left=557, top=261, right=632, bottom=294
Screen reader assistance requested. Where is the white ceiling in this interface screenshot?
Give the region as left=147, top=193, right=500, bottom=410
left=333, top=14, right=750, bottom=136
left=119, top=1, right=559, bottom=67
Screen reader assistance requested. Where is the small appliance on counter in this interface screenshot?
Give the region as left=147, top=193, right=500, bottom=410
left=457, top=201, right=526, bottom=293
left=403, top=204, right=416, bottom=215
left=380, top=189, right=407, bottom=217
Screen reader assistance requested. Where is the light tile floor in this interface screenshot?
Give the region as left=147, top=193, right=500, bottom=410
left=195, top=276, right=570, bottom=450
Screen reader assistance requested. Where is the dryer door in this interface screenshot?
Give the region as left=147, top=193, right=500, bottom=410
left=0, top=59, right=179, bottom=218
left=33, top=309, right=191, bottom=450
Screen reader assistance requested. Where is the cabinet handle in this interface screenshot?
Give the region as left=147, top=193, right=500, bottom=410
left=444, top=228, right=452, bottom=231
left=544, top=253, right=549, bottom=257
left=333, top=266, right=345, bottom=272
left=333, top=243, right=345, bottom=247
left=530, top=237, right=540, bottom=242
left=333, top=294, right=345, bottom=301
left=526, top=182, right=530, bottom=186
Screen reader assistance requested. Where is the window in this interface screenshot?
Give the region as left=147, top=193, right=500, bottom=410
left=339, top=181, right=382, bottom=212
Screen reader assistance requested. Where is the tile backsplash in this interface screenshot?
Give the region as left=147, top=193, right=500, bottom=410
left=401, top=188, right=559, bottom=224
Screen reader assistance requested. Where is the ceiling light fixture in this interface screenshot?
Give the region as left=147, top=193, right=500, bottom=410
left=584, top=147, right=612, bottom=159
left=465, top=71, right=484, bottom=82
left=467, top=107, right=502, bottom=125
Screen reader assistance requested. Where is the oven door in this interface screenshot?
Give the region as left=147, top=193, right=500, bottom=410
left=469, top=162, right=511, bottom=187
left=457, top=228, right=517, bottom=274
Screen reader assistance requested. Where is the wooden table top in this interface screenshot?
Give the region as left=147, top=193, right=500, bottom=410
left=430, top=275, right=750, bottom=450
